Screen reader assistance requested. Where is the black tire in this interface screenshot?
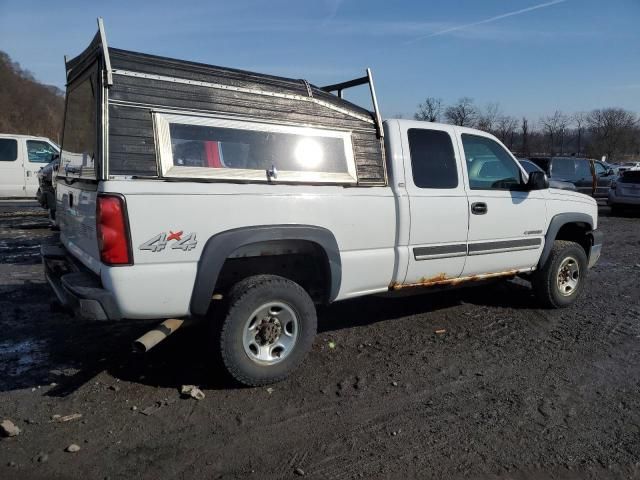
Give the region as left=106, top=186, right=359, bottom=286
left=532, top=240, right=588, bottom=308
left=610, top=205, right=621, bottom=216
left=218, top=275, right=317, bottom=386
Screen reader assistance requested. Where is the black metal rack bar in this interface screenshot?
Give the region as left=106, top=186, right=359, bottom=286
left=321, top=69, right=384, bottom=139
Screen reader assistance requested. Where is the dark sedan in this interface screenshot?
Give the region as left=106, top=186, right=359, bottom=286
left=526, top=156, right=615, bottom=197
left=518, top=159, right=576, bottom=191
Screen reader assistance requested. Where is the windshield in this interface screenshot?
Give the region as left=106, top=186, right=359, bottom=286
left=620, top=171, right=640, bottom=183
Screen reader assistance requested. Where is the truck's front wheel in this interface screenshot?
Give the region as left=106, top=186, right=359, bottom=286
left=532, top=240, right=587, bottom=308
left=218, top=275, right=317, bottom=386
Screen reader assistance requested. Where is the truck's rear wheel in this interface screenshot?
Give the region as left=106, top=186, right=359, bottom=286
left=532, top=240, right=587, bottom=308
left=218, top=275, right=317, bottom=386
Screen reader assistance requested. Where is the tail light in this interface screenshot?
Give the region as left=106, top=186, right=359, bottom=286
left=97, top=195, right=132, bottom=265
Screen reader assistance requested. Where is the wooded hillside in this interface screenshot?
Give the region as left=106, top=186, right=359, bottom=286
left=0, top=51, right=64, bottom=143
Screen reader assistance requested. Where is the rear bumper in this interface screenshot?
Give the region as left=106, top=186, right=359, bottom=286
left=588, top=229, right=602, bottom=269
left=42, top=244, right=122, bottom=321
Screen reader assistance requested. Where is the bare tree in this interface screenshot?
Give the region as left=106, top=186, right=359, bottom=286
left=476, top=102, right=501, bottom=133
left=414, top=97, right=443, bottom=122
left=521, top=117, right=529, bottom=156
left=541, top=110, right=569, bottom=155
left=496, top=116, right=518, bottom=147
left=586, top=108, right=638, bottom=162
left=444, top=97, right=478, bottom=127
left=571, top=112, right=587, bottom=155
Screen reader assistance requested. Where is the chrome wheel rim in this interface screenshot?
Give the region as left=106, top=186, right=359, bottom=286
left=242, top=302, right=299, bottom=365
left=556, top=256, right=580, bottom=297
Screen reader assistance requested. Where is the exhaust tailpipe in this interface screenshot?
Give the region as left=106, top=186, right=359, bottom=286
left=133, top=318, right=184, bottom=353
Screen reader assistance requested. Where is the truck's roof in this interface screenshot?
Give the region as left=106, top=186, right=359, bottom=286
left=385, top=119, right=495, bottom=137
left=0, top=133, right=55, bottom=142
left=385, top=119, right=452, bottom=129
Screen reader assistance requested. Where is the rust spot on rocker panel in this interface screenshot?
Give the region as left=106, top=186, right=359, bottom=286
left=389, top=270, right=519, bottom=290
left=423, top=272, right=449, bottom=283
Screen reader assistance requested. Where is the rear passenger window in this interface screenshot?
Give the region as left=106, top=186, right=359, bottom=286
left=0, top=139, right=18, bottom=161
left=408, top=129, right=458, bottom=188
left=575, top=159, right=592, bottom=179
left=551, top=158, right=576, bottom=180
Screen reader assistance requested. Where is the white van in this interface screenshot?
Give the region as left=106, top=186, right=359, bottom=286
left=0, top=134, right=59, bottom=198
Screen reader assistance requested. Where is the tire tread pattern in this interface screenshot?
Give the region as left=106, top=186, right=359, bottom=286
left=532, top=240, right=588, bottom=309
left=219, top=274, right=317, bottom=386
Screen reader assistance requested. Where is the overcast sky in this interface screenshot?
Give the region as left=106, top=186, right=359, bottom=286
left=1, top=0, right=638, bottom=119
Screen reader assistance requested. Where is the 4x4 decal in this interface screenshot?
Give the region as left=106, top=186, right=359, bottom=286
left=139, top=231, right=197, bottom=252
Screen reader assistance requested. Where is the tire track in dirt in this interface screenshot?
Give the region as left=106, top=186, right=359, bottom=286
left=2, top=206, right=640, bottom=479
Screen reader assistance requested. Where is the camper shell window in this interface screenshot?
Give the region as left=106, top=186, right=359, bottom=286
left=154, top=113, right=357, bottom=184
left=60, top=71, right=98, bottom=178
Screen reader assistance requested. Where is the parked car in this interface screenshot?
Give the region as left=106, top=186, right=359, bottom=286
left=36, top=155, right=60, bottom=221
left=528, top=156, right=615, bottom=198
left=43, top=20, right=602, bottom=386
left=518, top=159, right=576, bottom=191
left=616, top=161, right=640, bottom=173
left=599, top=162, right=620, bottom=176
left=608, top=170, right=640, bottom=213
left=0, top=134, right=59, bottom=198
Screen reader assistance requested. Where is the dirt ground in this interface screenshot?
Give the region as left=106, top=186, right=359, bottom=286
left=1, top=200, right=639, bottom=480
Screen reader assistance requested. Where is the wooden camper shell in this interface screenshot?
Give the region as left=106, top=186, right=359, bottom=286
left=64, top=18, right=387, bottom=186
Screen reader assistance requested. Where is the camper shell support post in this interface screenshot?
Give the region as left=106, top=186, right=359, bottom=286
left=321, top=69, right=384, bottom=139
left=97, top=17, right=113, bottom=86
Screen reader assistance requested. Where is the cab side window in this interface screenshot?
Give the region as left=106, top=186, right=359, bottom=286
left=27, top=141, right=58, bottom=163
left=594, top=162, right=606, bottom=176
left=551, top=158, right=576, bottom=180
left=461, top=134, right=522, bottom=190
left=407, top=129, right=458, bottom=189
left=575, top=159, right=592, bottom=180
left=0, top=139, right=18, bottom=162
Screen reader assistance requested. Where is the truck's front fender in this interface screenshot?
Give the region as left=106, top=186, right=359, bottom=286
left=538, top=213, right=595, bottom=268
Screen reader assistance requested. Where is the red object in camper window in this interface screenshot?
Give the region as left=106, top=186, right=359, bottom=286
left=204, top=141, right=223, bottom=168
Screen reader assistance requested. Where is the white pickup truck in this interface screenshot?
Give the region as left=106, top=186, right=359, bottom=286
left=0, top=133, right=59, bottom=198
left=44, top=21, right=602, bottom=385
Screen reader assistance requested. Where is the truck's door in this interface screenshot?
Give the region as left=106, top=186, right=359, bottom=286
left=0, top=137, right=25, bottom=197
left=401, top=124, right=469, bottom=285
left=24, top=139, right=58, bottom=197
left=593, top=160, right=613, bottom=198
left=457, top=130, right=546, bottom=276
left=574, top=158, right=595, bottom=196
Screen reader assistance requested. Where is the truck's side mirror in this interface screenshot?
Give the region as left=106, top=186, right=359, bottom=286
left=527, top=171, right=549, bottom=190
left=51, top=153, right=60, bottom=162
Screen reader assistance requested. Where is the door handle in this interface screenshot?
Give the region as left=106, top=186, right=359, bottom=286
left=471, top=202, right=488, bottom=215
